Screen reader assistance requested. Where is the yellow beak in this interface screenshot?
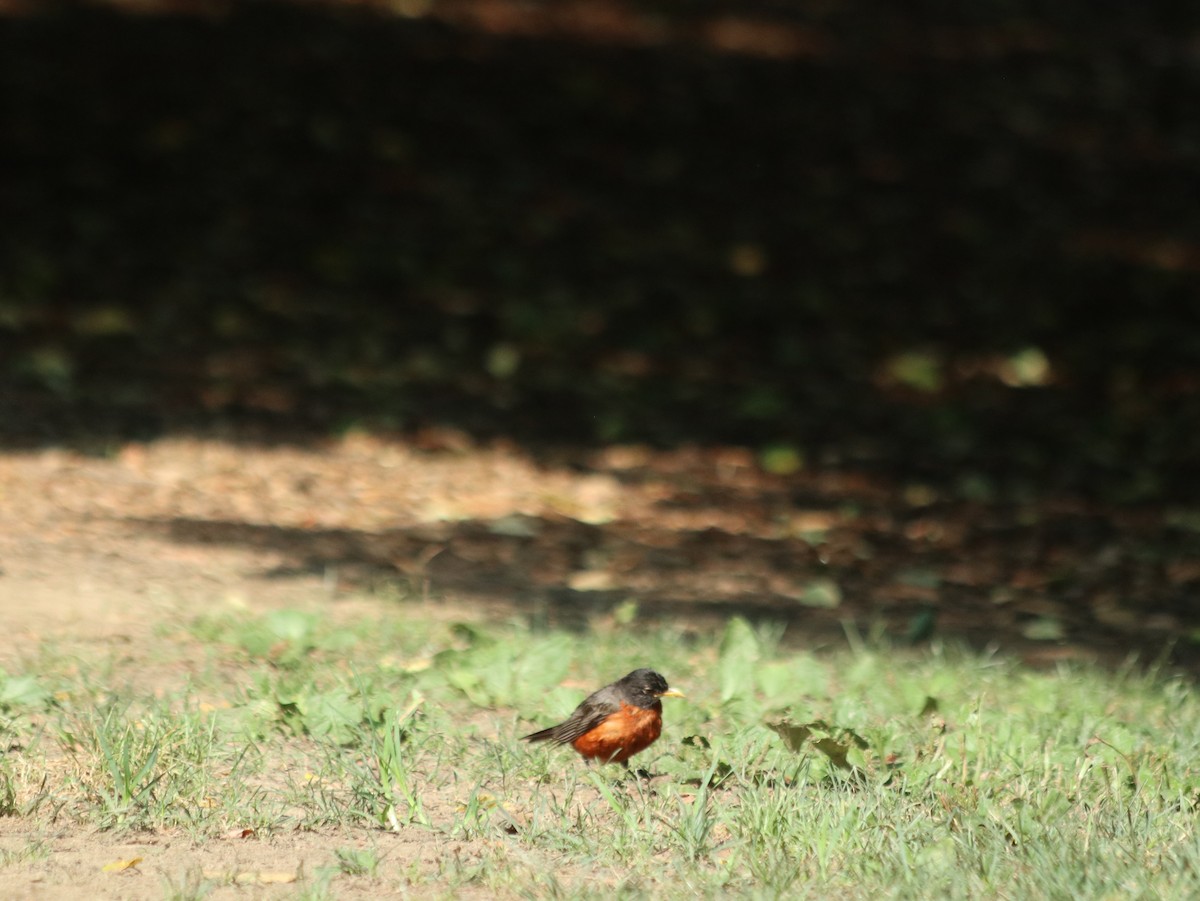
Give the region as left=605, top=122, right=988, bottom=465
left=658, top=689, right=685, bottom=699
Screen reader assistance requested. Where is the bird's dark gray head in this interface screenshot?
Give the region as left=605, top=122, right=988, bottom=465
left=617, top=669, right=682, bottom=704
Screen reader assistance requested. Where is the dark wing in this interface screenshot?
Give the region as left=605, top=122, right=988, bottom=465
left=522, top=685, right=623, bottom=745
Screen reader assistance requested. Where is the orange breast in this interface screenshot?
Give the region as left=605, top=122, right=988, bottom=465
left=571, top=702, right=663, bottom=764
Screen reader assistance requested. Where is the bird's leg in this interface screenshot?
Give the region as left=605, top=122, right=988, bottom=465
left=619, top=760, right=653, bottom=783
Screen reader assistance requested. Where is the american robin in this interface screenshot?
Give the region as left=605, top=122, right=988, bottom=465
left=522, top=668, right=684, bottom=765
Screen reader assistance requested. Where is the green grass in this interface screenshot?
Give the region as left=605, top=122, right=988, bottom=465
left=3, top=605, right=1199, bottom=898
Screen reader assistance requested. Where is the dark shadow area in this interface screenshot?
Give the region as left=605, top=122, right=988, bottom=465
left=125, top=463, right=1200, bottom=669
left=3, top=0, right=1200, bottom=665
left=2, top=0, right=1198, bottom=500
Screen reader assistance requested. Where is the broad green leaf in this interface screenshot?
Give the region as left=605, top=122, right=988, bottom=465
left=767, top=718, right=868, bottom=770
left=798, top=579, right=841, bottom=608
left=718, top=617, right=760, bottom=703
left=0, top=674, right=49, bottom=709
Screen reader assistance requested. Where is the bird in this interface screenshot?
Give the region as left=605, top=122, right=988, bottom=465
left=521, top=668, right=684, bottom=765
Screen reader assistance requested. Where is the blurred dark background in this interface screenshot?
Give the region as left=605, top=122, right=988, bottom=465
left=2, top=0, right=1197, bottom=503
left=5, top=0, right=1200, bottom=664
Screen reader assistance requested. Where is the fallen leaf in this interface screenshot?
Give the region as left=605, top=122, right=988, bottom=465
left=884, top=350, right=943, bottom=393
left=612, top=599, right=639, bottom=624
left=1022, top=617, right=1065, bottom=641
left=102, top=857, right=142, bottom=873
left=798, top=578, right=841, bottom=608
left=487, top=513, right=539, bottom=537
left=567, top=569, right=615, bottom=591
left=767, top=718, right=868, bottom=769
left=759, top=444, right=804, bottom=475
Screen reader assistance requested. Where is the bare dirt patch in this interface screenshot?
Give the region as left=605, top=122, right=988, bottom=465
left=0, top=817, right=513, bottom=901
left=3, top=432, right=1192, bottom=667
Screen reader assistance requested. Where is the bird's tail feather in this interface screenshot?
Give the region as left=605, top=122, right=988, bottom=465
left=522, top=726, right=558, bottom=743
